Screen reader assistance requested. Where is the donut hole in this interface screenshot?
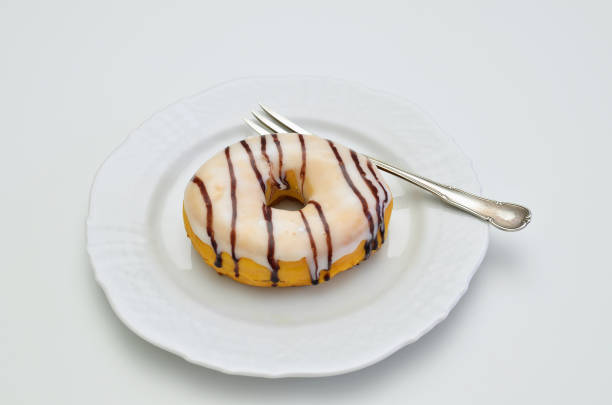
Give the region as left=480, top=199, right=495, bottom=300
left=265, top=169, right=308, bottom=211
left=270, top=196, right=306, bottom=211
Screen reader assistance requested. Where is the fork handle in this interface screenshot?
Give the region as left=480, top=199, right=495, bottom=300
left=368, top=157, right=531, bottom=231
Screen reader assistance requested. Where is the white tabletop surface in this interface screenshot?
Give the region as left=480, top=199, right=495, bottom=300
left=2, top=1, right=611, bottom=403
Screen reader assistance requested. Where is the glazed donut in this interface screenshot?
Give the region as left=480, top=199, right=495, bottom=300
left=183, top=133, right=393, bottom=287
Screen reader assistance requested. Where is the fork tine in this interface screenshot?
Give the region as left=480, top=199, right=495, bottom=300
left=244, top=118, right=269, bottom=135
left=252, top=111, right=287, bottom=133
left=259, top=104, right=312, bottom=135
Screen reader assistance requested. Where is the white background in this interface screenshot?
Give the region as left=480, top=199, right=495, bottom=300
left=1, top=1, right=611, bottom=403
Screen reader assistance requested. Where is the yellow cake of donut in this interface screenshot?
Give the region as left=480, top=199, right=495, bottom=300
left=183, top=133, right=393, bottom=287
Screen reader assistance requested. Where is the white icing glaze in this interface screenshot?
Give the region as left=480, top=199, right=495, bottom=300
left=183, top=133, right=392, bottom=281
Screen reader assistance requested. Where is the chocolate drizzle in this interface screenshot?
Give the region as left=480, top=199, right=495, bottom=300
left=225, top=146, right=239, bottom=277
left=327, top=140, right=376, bottom=258
left=271, top=134, right=287, bottom=188
left=299, top=209, right=318, bottom=285
left=192, top=176, right=222, bottom=267
left=309, top=200, right=332, bottom=271
left=298, top=134, right=307, bottom=196
left=260, top=135, right=280, bottom=189
left=240, top=140, right=265, bottom=194
left=262, top=204, right=279, bottom=286
left=366, top=159, right=388, bottom=242
left=350, top=150, right=382, bottom=250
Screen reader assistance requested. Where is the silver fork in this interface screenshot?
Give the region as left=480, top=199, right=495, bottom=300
left=245, top=105, right=531, bottom=231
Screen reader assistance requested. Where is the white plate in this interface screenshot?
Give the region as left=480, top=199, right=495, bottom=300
left=87, top=77, right=488, bottom=377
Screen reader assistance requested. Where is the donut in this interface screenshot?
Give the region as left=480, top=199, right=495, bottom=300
left=183, top=133, right=393, bottom=287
